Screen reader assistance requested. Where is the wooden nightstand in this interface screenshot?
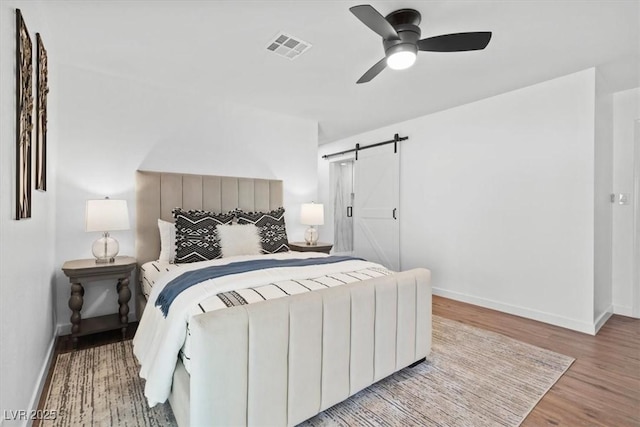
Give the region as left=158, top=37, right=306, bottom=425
left=61, top=256, right=136, bottom=345
left=289, top=242, right=333, bottom=255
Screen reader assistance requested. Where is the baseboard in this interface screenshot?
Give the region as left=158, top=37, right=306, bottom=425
left=23, top=333, right=56, bottom=427
left=56, top=323, right=70, bottom=336
left=613, top=304, right=635, bottom=317
left=432, top=287, right=598, bottom=335
left=594, top=306, right=613, bottom=334
left=56, top=312, right=137, bottom=336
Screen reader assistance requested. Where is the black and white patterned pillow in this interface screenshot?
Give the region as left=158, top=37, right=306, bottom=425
left=172, top=208, right=235, bottom=263
left=236, top=207, right=289, bottom=254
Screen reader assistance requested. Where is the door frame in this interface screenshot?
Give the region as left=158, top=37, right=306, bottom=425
left=633, top=120, right=640, bottom=317
left=328, top=155, right=355, bottom=255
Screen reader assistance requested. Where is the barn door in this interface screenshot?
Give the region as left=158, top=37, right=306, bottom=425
left=353, top=143, right=400, bottom=271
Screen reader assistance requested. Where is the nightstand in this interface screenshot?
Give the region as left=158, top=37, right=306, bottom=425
left=289, top=242, right=333, bottom=255
left=61, top=256, right=136, bottom=345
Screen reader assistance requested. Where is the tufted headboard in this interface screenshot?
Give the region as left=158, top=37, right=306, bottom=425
left=135, top=170, right=284, bottom=266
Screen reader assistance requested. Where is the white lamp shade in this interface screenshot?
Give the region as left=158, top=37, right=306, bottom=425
left=300, top=203, right=324, bottom=226
left=85, top=199, right=130, bottom=232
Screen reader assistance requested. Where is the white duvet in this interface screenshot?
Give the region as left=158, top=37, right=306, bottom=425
left=133, top=251, right=382, bottom=407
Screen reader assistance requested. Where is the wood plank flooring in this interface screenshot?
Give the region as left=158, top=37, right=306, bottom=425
left=434, top=296, right=640, bottom=426
left=39, top=296, right=639, bottom=426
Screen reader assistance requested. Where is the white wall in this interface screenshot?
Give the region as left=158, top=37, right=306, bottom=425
left=0, top=2, right=57, bottom=425
left=593, top=69, right=614, bottom=328
left=53, top=65, right=318, bottom=333
left=320, top=69, right=601, bottom=333
left=612, top=88, right=640, bottom=316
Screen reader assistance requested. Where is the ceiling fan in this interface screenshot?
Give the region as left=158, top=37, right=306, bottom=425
left=350, top=4, right=492, bottom=84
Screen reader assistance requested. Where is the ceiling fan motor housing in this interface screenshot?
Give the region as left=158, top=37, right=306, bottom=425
left=350, top=5, right=492, bottom=83
left=383, top=9, right=422, bottom=58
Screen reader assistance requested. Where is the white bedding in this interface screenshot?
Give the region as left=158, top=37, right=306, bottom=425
left=139, top=260, right=180, bottom=299
left=179, top=263, right=390, bottom=374
left=133, top=252, right=386, bottom=407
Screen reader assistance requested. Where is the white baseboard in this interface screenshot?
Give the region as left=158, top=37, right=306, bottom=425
left=23, top=333, right=56, bottom=427
left=594, top=306, right=613, bottom=334
left=613, top=304, right=635, bottom=317
left=432, top=287, right=598, bottom=335
left=56, top=323, right=69, bottom=336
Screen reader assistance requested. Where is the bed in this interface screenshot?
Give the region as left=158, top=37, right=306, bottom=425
left=133, top=170, right=432, bottom=426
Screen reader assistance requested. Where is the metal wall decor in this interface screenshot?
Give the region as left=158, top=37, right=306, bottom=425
left=36, top=33, right=48, bottom=191
left=15, top=8, right=33, bottom=219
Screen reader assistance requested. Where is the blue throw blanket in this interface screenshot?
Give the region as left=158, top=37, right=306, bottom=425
left=155, top=256, right=363, bottom=316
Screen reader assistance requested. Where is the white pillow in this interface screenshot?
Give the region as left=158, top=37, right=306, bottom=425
left=158, top=219, right=176, bottom=263
left=217, top=224, right=262, bottom=258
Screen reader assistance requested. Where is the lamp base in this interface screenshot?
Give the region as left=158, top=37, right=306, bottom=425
left=304, top=226, right=318, bottom=246
left=92, top=232, right=119, bottom=263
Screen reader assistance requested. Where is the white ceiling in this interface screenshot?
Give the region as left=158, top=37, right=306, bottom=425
left=42, top=0, right=639, bottom=144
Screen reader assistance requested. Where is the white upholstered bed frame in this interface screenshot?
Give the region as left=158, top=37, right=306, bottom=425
left=135, top=170, right=432, bottom=426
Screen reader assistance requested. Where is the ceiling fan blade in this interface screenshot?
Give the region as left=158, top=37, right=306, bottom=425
left=357, top=57, right=387, bottom=84
left=350, top=5, right=399, bottom=40
left=418, top=32, right=492, bottom=52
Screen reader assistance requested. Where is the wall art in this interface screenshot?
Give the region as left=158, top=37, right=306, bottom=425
left=36, top=33, right=48, bottom=191
left=16, top=9, right=33, bottom=219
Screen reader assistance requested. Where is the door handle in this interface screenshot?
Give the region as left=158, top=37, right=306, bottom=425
left=392, top=208, right=397, bottom=220
left=347, top=206, right=353, bottom=217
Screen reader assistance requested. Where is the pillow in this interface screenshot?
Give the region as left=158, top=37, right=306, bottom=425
left=157, top=219, right=176, bottom=263
left=172, top=208, right=235, bottom=263
left=217, top=224, right=262, bottom=258
left=236, top=207, right=289, bottom=254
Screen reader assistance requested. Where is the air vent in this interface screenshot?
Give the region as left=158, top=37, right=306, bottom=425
left=266, top=32, right=312, bottom=60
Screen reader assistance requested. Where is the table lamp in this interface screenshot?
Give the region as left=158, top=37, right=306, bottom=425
left=85, top=198, right=130, bottom=263
left=300, top=202, right=324, bottom=246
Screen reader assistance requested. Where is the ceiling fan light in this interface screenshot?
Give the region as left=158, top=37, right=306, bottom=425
left=387, top=50, right=417, bottom=70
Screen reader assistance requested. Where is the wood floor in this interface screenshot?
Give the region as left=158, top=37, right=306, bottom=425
left=434, top=296, right=640, bottom=427
left=40, top=296, right=639, bottom=426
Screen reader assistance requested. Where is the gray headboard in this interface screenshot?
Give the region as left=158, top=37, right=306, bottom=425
left=135, top=170, right=283, bottom=265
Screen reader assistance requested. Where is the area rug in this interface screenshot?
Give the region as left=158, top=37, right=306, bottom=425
left=40, top=316, right=573, bottom=426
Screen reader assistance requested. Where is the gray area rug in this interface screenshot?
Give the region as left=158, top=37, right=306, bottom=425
left=41, top=316, right=573, bottom=426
